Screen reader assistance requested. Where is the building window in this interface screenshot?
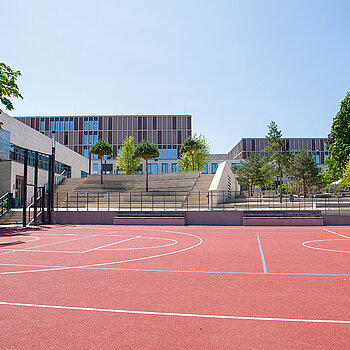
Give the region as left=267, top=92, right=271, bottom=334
left=93, top=164, right=98, bottom=173
left=60, top=118, right=64, bottom=131
left=172, top=163, right=180, bottom=172
left=84, top=117, right=89, bottom=130
left=40, top=118, right=45, bottom=131
left=50, top=119, right=55, bottom=131
left=202, top=163, right=208, bottom=174
left=65, top=117, right=69, bottom=131
left=162, top=163, right=168, bottom=173
left=69, top=117, right=74, bottom=130
left=148, top=163, right=158, bottom=174
left=212, top=163, right=218, bottom=174
left=55, top=118, right=59, bottom=131
left=94, top=117, right=98, bottom=130
left=84, top=132, right=88, bottom=145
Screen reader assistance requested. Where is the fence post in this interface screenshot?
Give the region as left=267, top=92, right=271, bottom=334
left=118, top=192, right=120, bottom=211
left=152, top=192, right=154, bottom=211
left=141, top=192, right=142, bottom=211
left=129, top=192, right=131, bottom=211
left=108, top=192, right=110, bottom=211
left=97, top=192, right=100, bottom=211
left=76, top=192, right=78, bottom=211
left=87, top=193, right=89, bottom=211
left=199, top=191, right=201, bottom=211
left=66, top=193, right=68, bottom=211
left=174, top=192, right=176, bottom=211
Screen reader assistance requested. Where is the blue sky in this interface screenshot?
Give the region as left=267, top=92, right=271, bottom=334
left=2, top=0, right=349, bottom=153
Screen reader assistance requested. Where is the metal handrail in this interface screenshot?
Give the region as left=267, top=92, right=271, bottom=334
left=0, top=192, right=12, bottom=217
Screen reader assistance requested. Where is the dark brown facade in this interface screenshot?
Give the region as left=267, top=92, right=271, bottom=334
left=15, top=115, right=192, bottom=160
left=228, top=138, right=328, bottom=164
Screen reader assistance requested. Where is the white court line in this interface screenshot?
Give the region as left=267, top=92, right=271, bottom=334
left=302, top=239, right=350, bottom=253
left=0, top=301, right=349, bottom=324
left=301, top=229, right=350, bottom=253
left=0, top=229, right=203, bottom=275
left=100, top=237, right=178, bottom=251
left=323, top=228, right=350, bottom=240
left=80, top=236, right=141, bottom=253
left=0, top=249, right=83, bottom=254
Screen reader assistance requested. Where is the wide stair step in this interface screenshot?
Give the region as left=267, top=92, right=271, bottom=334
left=243, top=210, right=324, bottom=226
left=113, top=211, right=186, bottom=225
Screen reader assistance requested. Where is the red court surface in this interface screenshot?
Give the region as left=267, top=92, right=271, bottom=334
left=0, top=225, right=349, bottom=349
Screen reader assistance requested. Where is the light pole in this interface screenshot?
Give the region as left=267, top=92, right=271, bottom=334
left=89, top=141, right=92, bottom=175
left=48, top=131, right=56, bottom=224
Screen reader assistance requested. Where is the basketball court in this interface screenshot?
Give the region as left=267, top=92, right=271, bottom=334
left=0, top=225, right=349, bottom=349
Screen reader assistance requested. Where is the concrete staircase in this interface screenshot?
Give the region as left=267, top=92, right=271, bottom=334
left=0, top=209, right=28, bottom=225
left=181, top=174, right=214, bottom=209
left=54, top=172, right=202, bottom=209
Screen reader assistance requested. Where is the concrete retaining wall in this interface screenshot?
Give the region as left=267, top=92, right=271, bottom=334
left=52, top=211, right=350, bottom=226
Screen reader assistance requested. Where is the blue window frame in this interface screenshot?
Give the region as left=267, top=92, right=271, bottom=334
left=65, top=118, right=69, bottom=130
left=93, top=131, right=98, bottom=144
left=84, top=117, right=88, bottom=130
left=60, top=118, right=64, bottom=131
left=55, top=118, right=59, bottom=131
left=69, top=118, right=74, bottom=130
left=162, top=163, right=168, bottom=173
left=89, top=119, right=94, bottom=130
left=212, top=163, right=218, bottom=174
left=40, top=118, right=45, bottom=131
left=94, top=117, right=98, bottom=130
left=202, top=163, right=208, bottom=174
left=84, top=132, right=88, bottom=145
left=148, top=163, right=158, bottom=174
left=50, top=119, right=55, bottom=131
left=172, top=163, right=180, bottom=172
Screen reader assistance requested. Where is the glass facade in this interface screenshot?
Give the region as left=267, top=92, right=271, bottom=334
left=212, top=163, right=218, bottom=174
left=9, top=144, right=71, bottom=177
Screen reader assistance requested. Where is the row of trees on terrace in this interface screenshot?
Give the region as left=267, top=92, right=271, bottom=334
left=90, top=134, right=210, bottom=190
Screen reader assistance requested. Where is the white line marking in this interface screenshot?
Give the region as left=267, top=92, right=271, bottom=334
left=0, top=229, right=203, bottom=275
left=0, top=235, right=40, bottom=251
left=100, top=238, right=178, bottom=251
left=301, top=229, right=350, bottom=253
left=80, top=236, right=141, bottom=253
left=323, top=228, right=350, bottom=240
left=0, top=301, right=349, bottom=324
left=302, top=239, right=350, bottom=253
left=0, top=249, right=84, bottom=254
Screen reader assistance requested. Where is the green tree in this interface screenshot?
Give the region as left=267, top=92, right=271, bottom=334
left=116, top=136, right=142, bottom=175
left=326, top=92, right=350, bottom=181
left=90, top=140, right=113, bottom=184
left=134, top=140, right=159, bottom=191
left=233, top=153, right=262, bottom=196
left=257, top=157, right=277, bottom=191
left=0, top=63, right=23, bottom=113
left=178, top=134, right=210, bottom=171
left=288, top=149, right=322, bottom=196
left=339, top=155, right=350, bottom=190
left=179, top=137, right=202, bottom=171
left=264, top=121, right=290, bottom=203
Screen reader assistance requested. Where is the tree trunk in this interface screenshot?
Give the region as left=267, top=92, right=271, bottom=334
left=145, top=158, right=149, bottom=192
left=191, top=153, right=194, bottom=171
left=100, top=157, right=103, bottom=184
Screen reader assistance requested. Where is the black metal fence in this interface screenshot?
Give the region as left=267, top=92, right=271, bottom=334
left=51, top=190, right=350, bottom=215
